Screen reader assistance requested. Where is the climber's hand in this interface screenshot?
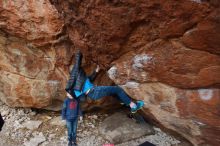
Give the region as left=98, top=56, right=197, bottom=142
left=66, top=92, right=74, bottom=99
left=95, top=65, right=100, bottom=72
left=79, top=116, right=83, bottom=123
left=61, top=119, right=66, bottom=125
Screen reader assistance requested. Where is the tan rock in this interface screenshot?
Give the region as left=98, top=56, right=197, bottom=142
left=120, top=83, right=220, bottom=146
left=0, top=31, right=67, bottom=108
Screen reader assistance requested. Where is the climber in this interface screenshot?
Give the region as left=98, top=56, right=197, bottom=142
left=65, top=50, right=144, bottom=113
left=0, top=113, right=4, bottom=132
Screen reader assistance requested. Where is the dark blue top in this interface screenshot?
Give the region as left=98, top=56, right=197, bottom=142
left=61, top=97, right=82, bottom=121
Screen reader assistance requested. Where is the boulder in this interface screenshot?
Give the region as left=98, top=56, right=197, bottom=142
left=0, top=0, right=220, bottom=145
left=22, top=120, right=42, bottom=130
left=99, top=111, right=154, bottom=144
left=0, top=0, right=67, bottom=109
left=24, top=132, right=46, bottom=146
left=0, top=0, right=117, bottom=110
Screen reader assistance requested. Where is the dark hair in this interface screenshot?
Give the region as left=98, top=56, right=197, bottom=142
left=76, top=50, right=83, bottom=66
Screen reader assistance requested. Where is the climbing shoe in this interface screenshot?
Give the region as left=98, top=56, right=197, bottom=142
left=72, top=142, right=77, bottom=146
left=131, top=100, right=144, bottom=113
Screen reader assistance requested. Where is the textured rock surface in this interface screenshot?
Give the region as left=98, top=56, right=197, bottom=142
left=0, top=0, right=117, bottom=110
left=0, top=0, right=64, bottom=46
left=117, top=82, right=220, bottom=146
left=51, top=0, right=220, bottom=66
left=0, top=0, right=220, bottom=145
left=99, top=111, right=154, bottom=144
left=107, top=39, right=220, bottom=145
left=108, top=39, right=220, bottom=89
left=0, top=0, right=67, bottom=108
left=0, top=31, right=67, bottom=109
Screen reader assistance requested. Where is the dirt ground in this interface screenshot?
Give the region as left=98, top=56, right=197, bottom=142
left=0, top=101, right=191, bottom=146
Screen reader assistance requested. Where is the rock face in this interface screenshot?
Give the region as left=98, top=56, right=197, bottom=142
left=0, top=0, right=67, bottom=108
left=116, top=82, right=219, bottom=146
left=0, top=0, right=64, bottom=46
left=0, top=0, right=117, bottom=110
left=0, top=0, right=220, bottom=145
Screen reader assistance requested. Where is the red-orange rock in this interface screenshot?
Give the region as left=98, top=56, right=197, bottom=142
left=182, top=9, right=220, bottom=54
left=0, top=33, right=67, bottom=109
left=0, top=0, right=64, bottom=46
left=0, top=0, right=220, bottom=145
left=52, top=0, right=213, bottom=66
left=109, top=39, right=220, bottom=88
left=119, top=83, right=220, bottom=146
left=107, top=38, right=220, bottom=145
